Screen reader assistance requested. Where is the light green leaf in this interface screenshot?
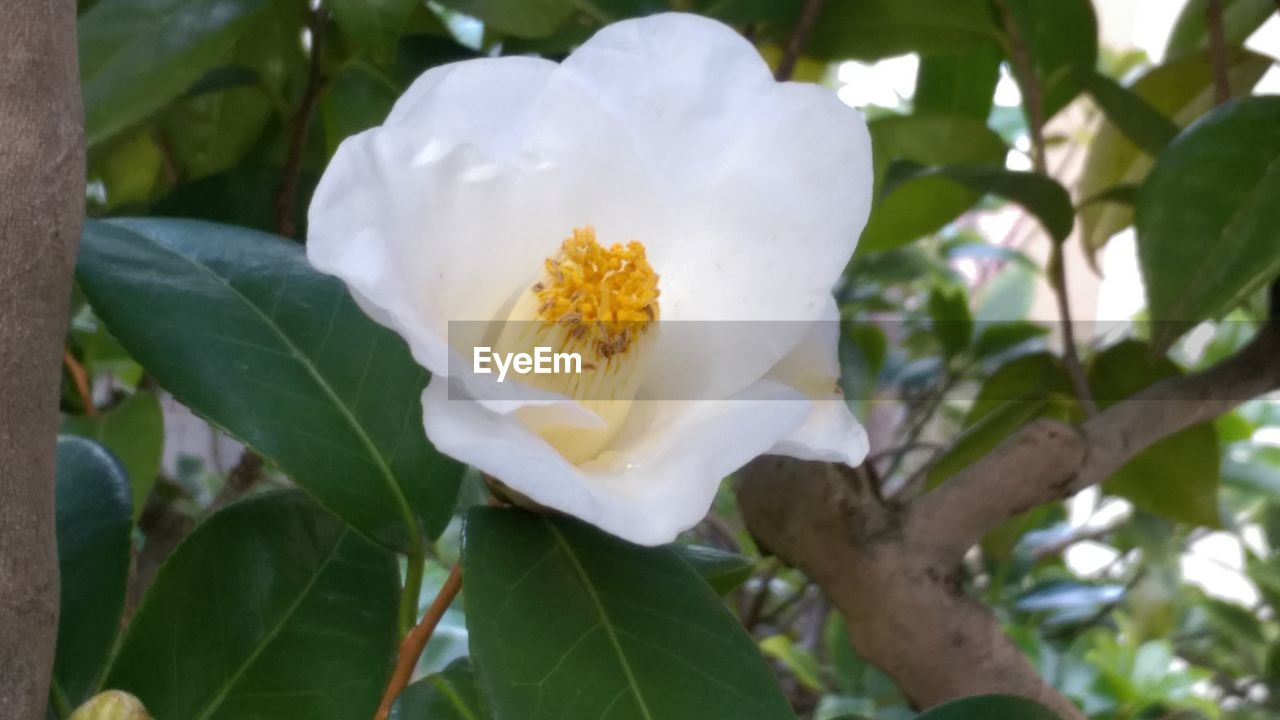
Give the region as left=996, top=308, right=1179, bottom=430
left=463, top=507, right=794, bottom=720
left=1136, top=96, right=1280, bottom=350
left=79, top=0, right=273, bottom=146
left=916, top=694, right=1061, bottom=719
left=104, top=492, right=399, bottom=719
left=913, top=44, right=1002, bottom=120
left=1166, top=0, right=1276, bottom=57
left=1078, top=48, right=1271, bottom=265
left=62, top=390, right=164, bottom=517
left=76, top=219, right=464, bottom=551
left=1074, top=67, right=1180, bottom=156
left=50, top=437, right=133, bottom=708
left=861, top=115, right=1007, bottom=253
left=1088, top=341, right=1221, bottom=526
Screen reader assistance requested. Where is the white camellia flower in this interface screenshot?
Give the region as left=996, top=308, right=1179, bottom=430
left=308, top=12, right=873, bottom=545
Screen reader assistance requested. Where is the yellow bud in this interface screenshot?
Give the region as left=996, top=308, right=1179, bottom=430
left=69, top=690, right=152, bottom=720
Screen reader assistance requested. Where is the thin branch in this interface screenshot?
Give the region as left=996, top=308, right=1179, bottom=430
left=774, top=0, right=828, bottom=82
left=374, top=563, right=463, bottom=720
left=915, top=323, right=1280, bottom=562
left=1206, top=0, right=1231, bottom=105
left=274, top=6, right=328, bottom=240
left=63, top=349, right=96, bottom=417
left=995, top=0, right=1098, bottom=417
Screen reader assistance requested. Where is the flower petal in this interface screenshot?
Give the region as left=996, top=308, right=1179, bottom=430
left=423, top=376, right=810, bottom=545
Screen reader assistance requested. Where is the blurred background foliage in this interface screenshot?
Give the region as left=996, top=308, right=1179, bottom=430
left=55, top=0, right=1280, bottom=718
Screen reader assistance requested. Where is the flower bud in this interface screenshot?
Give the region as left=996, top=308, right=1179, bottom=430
left=69, top=690, right=152, bottom=720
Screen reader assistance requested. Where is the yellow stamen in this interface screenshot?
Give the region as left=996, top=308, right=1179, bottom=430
left=495, top=227, right=660, bottom=463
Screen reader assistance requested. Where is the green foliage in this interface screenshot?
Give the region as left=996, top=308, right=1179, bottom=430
left=462, top=507, right=794, bottom=719
left=104, top=492, right=399, bottom=719
left=61, top=390, right=163, bottom=517
left=50, top=437, right=134, bottom=709
left=391, top=658, right=484, bottom=720
left=1137, top=96, right=1280, bottom=349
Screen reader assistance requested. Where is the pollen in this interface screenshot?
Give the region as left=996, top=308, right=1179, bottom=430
left=533, top=227, right=660, bottom=360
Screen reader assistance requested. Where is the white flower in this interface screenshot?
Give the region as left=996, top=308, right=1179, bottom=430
left=308, top=13, right=872, bottom=545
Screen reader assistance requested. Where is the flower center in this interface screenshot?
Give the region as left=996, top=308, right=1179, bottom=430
left=495, top=227, right=660, bottom=464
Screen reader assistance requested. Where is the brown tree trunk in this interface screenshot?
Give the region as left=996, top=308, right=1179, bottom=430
left=0, top=1, right=84, bottom=717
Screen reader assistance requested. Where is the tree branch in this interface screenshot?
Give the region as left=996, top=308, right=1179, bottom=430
left=0, top=1, right=84, bottom=717
left=915, top=323, right=1280, bottom=562
left=774, top=0, right=827, bottom=82
left=274, top=6, right=327, bottom=241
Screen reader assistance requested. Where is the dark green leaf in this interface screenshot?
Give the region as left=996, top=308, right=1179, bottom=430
left=330, top=0, right=419, bottom=53
left=891, top=164, right=1075, bottom=243
left=322, top=62, right=399, bottom=156
left=916, top=694, right=1061, bottom=719
left=151, top=166, right=318, bottom=234
left=1078, top=48, right=1271, bottom=264
left=808, top=0, right=999, bottom=61
left=1000, top=0, right=1098, bottom=118
left=391, top=658, right=483, bottom=720
left=50, top=437, right=133, bottom=707
left=435, top=0, right=574, bottom=38
left=463, top=507, right=794, bottom=720
left=1074, top=67, right=1180, bottom=156
left=913, top=44, right=1002, bottom=120
left=672, top=544, right=756, bottom=596
left=927, top=285, right=973, bottom=358
left=1136, top=96, right=1280, bottom=350
left=104, top=492, right=399, bottom=719
left=79, top=0, right=273, bottom=146
left=1166, top=0, right=1275, bottom=57
left=62, top=390, right=164, bottom=517
left=77, top=219, right=464, bottom=550
left=1088, top=341, right=1221, bottom=526
left=861, top=115, right=1007, bottom=253
left=972, top=321, right=1049, bottom=360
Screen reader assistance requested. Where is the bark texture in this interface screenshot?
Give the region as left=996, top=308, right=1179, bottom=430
left=739, top=323, right=1280, bottom=719
left=0, top=1, right=84, bottom=718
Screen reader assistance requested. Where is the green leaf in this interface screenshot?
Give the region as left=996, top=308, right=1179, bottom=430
left=462, top=507, right=794, bottom=720
left=322, top=62, right=399, bottom=156
left=928, top=285, right=973, bottom=358
left=151, top=166, right=318, bottom=234
left=861, top=115, right=1007, bottom=253
left=104, top=492, right=399, bottom=719
left=808, top=0, right=999, bottom=61
left=672, top=544, right=756, bottom=596
left=972, top=321, right=1049, bottom=360
left=927, top=397, right=1051, bottom=489
left=79, top=0, right=273, bottom=146
left=330, top=0, right=419, bottom=53
left=1078, top=48, right=1271, bottom=265
left=391, top=658, right=484, bottom=720
left=916, top=694, right=1061, bottom=719
left=435, top=0, right=574, bottom=38
left=62, top=390, right=164, bottom=517
left=1074, top=68, right=1180, bottom=157
left=890, top=164, right=1075, bottom=243
left=1166, top=0, right=1276, bottom=57
left=1088, top=341, right=1221, bottom=526
left=50, top=437, right=133, bottom=708
left=1136, top=96, right=1280, bottom=350
left=1000, top=0, right=1099, bottom=118
left=913, top=44, right=1002, bottom=120
left=759, top=635, right=824, bottom=692
left=76, top=218, right=464, bottom=551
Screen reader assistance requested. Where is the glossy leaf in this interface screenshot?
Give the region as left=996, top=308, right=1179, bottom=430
left=916, top=694, right=1061, bottom=719
left=1088, top=341, right=1222, bottom=526
left=463, top=507, right=794, bottom=720
left=808, top=0, right=999, bottom=61
left=50, top=437, right=134, bottom=708
left=1078, top=48, right=1271, bottom=264
left=672, top=544, right=756, bottom=596
left=77, top=218, right=464, bottom=550
left=861, top=115, right=1007, bottom=253
left=79, top=0, right=273, bottom=146
left=1166, top=0, right=1275, bottom=56
left=436, top=0, right=574, bottom=38
left=913, top=44, right=1002, bottom=120
left=104, top=492, right=399, bottom=719
left=888, top=164, right=1074, bottom=243
left=62, top=391, right=163, bottom=517
left=391, top=658, right=484, bottom=720
left=1136, top=96, right=1280, bottom=350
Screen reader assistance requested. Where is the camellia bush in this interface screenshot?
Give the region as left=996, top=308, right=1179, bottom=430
left=2, top=0, right=1279, bottom=719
